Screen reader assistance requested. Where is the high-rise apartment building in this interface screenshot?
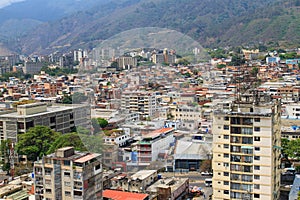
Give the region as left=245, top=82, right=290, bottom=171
left=212, top=93, right=281, bottom=200
left=34, top=147, right=102, bottom=200
left=121, top=91, right=157, bottom=118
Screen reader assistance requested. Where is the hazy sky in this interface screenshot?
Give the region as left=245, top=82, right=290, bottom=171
left=0, top=0, right=25, bottom=8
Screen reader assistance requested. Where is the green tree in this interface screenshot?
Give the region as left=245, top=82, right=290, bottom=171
left=230, top=54, right=245, bottom=66
left=251, top=67, right=259, bottom=76
left=97, top=118, right=108, bottom=129
left=110, top=61, right=118, bottom=68
left=48, top=132, right=104, bottom=154
left=176, top=58, right=190, bottom=65
left=0, top=140, right=11, bottom=174
left=62, top=95, right=72, bottom=104
left=283, top=139, right=300, bottom=160
left=217, top=64, right=226, bottom=69
left=92, top=118, right=101, bottom=133
left=16, top=126, right=61, bottom=161
left=80, top=134, right=104, bottom=154
left=47, top=132, right=88, bottom=154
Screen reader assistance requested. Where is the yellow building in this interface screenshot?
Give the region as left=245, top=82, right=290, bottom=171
left=212, top=93, right=281, bottom=200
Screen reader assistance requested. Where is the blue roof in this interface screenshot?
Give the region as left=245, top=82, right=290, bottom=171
left=289, top=174, right=300, bottom=200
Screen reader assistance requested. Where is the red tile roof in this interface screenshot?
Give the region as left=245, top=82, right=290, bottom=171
left=103, top=190, right=149, bottom=200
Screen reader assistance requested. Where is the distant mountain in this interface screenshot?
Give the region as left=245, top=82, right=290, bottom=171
left=0, top=0, right=110, bottom=40
left=2, top=0, right=300, bottom=55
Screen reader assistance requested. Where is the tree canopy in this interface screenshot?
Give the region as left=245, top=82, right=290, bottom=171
left=282, top=138, right=300, bottom=160
left=16, top=126, right=61, bottom=161
left=97, top=118, right=108, bottom=129
left=47, top=132, right=87, bottom=154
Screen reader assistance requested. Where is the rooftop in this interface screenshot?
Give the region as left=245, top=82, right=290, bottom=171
left=143, top=127, right=173, bottom=139
left=103, top=189, right=149, bottom=200
left=147, top=177, right=189, bottom=193
left=74, top=153, right=100, bottom=163
left=0, top=104, right=86, bottom=118
left=130, top=170, right=157, bottom=181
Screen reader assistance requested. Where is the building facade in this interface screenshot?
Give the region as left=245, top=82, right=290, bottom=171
left=0, top=103, right=90, bottom=143
left=136, top=128, right=174, bottom=164
left=116, top=56, right=137, bottom=69
left=212, top=94, right=281, bottom=200
left=34, top=147, right=102, bottom=200
left=121, top=91, right=157, bottom=118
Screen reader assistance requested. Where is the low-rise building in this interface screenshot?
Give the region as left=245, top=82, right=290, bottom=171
left=147, top=177, right=189, bottom=200
left=111, top=170, right=158, bottom=193
left=0, top=103, right=90, bottom=143
left=133, top=128, right=174, bottom=167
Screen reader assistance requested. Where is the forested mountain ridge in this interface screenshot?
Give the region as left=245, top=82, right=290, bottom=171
left=1, top=0, right=300, bottom=54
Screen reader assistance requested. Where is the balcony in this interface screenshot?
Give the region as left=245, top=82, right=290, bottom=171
left=139, top=153, right=152, bottom=158
left=231, top=185, right=253, bottom=192
left=230, top=165, right=253, bottom=173
left=74, top=185, right=83, bottom=191
left=231, top=118, right=253, bottom=126
left=35, top=180, right=43, bottom=186
left=231, top=174, right=253, bottom=182
left=241, top=138, right=253, bottom=145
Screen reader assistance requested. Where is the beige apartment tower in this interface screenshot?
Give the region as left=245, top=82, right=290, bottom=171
left=212, top=93, right=281, bottom=200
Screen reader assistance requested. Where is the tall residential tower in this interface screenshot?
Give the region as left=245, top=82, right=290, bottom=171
left=212, top=93, right=281, bottom=200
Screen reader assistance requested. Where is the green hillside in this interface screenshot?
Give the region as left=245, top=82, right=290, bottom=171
left=3, top=0, right=300, bottom=54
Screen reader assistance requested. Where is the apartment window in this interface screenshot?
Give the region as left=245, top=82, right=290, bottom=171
left=224, top=125, right=229, bottom=130
left=64, top=160, right=70, bottom=166
left=254, top=184, right=260, bottom=189
left=224, top=135, right=229, bottom=139
left=254, top=166, right=260, bottom=170
left=65, top=191, right=71, bottom=196
left=254, top=127, right=260, bottom=132
left=224, top=116, right=229, bottom=121
left=50, top=116, right=56, bottom=123
left=254, top=175, right=260, bottom=180
left=254, top=194, right=260, bottom=198
left=224, top=163, right=229, bottom=167
left=254, top=156, right=260, bottom=160
left=224, top=144, right=229, bottom=149
left=46, top=189, right=52, bottom=194
left=224, top=153, right=229, bottom=158
left=17, top=122, right=25, bottom=129
left=64, top=172, right=70, bottom=177
left=224, top=172, right=229, bottom=176
left=254, top=137, right=260, bottom=141
left=254, top=118, right=260, bottom=122
left=95, top=164, right=101, bottom=171
left=254, top=147, right=260, bottom=151
left=224, top=190, right=229, bottom=194
left=224, top=181, right=229, bottom=185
